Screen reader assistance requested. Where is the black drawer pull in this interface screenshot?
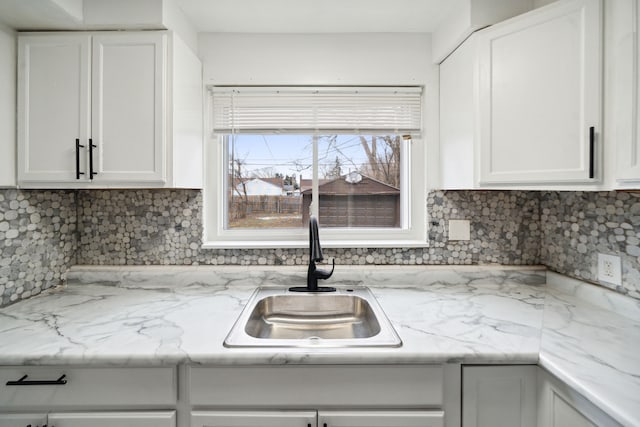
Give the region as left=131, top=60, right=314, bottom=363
left=6, top=374, right=67, bottom=386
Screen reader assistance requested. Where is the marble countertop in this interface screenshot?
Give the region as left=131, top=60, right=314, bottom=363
left=0, top=265, right=638, bottom=426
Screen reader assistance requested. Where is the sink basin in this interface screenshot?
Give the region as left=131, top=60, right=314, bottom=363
left=245, top=294, right=380, bottom=340
left=224, top=287, right=402, bottom=348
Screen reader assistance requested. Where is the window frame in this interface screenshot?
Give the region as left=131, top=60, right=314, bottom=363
left=202, top=89, right=428, bottom=249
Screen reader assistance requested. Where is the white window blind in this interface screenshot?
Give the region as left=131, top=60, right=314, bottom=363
left=211, top=86, right=422, bottom=134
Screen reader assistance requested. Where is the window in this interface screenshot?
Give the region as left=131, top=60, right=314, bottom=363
left=203, top=87, right=427, bottom=248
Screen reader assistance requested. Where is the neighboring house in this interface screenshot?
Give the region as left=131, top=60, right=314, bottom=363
left=234, top=177, right=284, bottom=196
left=302, top=173, right=400, bottom=227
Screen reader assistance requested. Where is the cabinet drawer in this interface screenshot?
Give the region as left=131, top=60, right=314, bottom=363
left=189, top=365, right=443, bottom=408
left=191, top=410, right=317, bottom=427
left=47, top=411, right=176, bottom=427
left=0, top=367, right=176, bottom=409
left=319, top=410, right=444, bottom=427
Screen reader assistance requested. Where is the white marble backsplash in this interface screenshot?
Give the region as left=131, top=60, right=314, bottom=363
left=66, top=264, right=547, bottom=288
left=546, top=271, right=640, bottom=322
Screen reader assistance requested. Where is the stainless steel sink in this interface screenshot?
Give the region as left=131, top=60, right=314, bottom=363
left=224, top=287, right=402, bottom=348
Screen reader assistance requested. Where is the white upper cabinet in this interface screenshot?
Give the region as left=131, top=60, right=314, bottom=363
left=615, top=0, right=640, bottom=186
left=478, top=0, right=602, bottom=185
left=18, top=34, right=91, bottom=183
left=0, top=26, right=17, bottom=187
left=18, top=31, right=202, bottom=189
left=91, top=33, right=165, bottom=183
left=440, top=0, right=604, bottom=189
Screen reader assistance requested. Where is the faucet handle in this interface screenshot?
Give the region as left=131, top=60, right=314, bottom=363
left=314, top=258, right=335, bottom=280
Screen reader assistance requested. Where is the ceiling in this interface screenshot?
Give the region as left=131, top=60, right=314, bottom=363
left=175, top=0, right=464, bottom=33
left=0, top=0, right=464, bottom=34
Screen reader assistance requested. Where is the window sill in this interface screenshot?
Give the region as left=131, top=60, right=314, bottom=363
left=201, top=239, right=429, bottom=250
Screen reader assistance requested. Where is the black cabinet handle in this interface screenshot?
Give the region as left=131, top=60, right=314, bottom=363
left=75, top=139, right=85, bottom=180
left=589, top=126, right=595, bottom=179
left=89, top=138, right=98, bottom=179
left=6, top=374, right=67, bottom=386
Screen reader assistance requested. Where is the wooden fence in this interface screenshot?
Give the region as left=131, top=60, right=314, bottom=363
left=229, top=195, right=302, bottom=219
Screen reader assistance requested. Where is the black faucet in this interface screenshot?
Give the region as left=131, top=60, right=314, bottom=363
left=289, top=216, right=335, bottom=292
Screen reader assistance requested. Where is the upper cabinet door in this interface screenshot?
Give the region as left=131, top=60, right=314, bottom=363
left=18, top=34, right=91, bottom=183
left=91, top=32, right=166, bottom=184
left=477, top=0, right=603, bottom=185
left=616, top=0, right=640, bottom=186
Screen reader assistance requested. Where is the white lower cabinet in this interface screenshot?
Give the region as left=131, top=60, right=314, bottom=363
left=318, top=410, right=444, bottom=427
left=0, top=367, right=177, bottom=427
left=0, top=413, right=47, bottom=427
left=537, top=369, right=622, bottom=427
left=191, top=411, right=317, bottom=427
left=47, top=412, right=176, bottom=427
left=462, top=365, right=537, bottom=427
left=462, top=366, right=622, bottom=427
left=0, top=412, right=176, bottom=427
left=188, top=366, right=450, bottom=427
left=191, top=410, right=443, bottom=427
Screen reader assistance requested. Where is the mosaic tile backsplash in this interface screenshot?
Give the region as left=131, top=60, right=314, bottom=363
left=0, top=189, right=76, bottom=307
left=76, top=189, right=542, bottom=266
left=541, top=191, right=640, bottom=300
left=2, top=188, right=639, bottom=307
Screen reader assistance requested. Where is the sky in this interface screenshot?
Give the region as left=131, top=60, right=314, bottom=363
left=228, top=134, right=374, bottom=181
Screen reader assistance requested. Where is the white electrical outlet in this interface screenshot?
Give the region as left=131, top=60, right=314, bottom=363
left=598, top=253, right=622, bottom=286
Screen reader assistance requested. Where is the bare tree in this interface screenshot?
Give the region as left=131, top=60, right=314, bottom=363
left=230, top=158, right=249, bottom=220
left=359, top=135, right=401, bottom=188
left=322, top=156, right=343, bottom=179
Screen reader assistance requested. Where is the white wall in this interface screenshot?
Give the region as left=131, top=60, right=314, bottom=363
left=432, top=0, right=532, bottom=63
left=0, top=23, right=16, bottom=187
left=198, top=32, right=441, bottom=187
left=533, top=0, right=557, bottom=7
left=199, top=33, right=431, bottom=86
left=82, top=0, right=199, bottom=53
left=163, top=0, right=198, bottom=54
left=83, top=0, right=163, bottom=28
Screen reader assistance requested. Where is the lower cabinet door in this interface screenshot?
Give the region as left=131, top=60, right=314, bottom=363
left=191, top=411, right=317, bottom=427
left=549, top=396, right=596, bottom=427
left=0, top=413, right=47, bottom=427
left=537, top=369, right=622, bottom=427
left=462, top=365, right=537, bottom=427
left=318, top=410, right=444, bottom=427
left=46, top=411, right=176, bottom=427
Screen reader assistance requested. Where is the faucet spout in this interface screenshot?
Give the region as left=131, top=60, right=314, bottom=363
left=309, top=216, right=323, bottom=262
left=289, top=215, right=336, bottom=292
